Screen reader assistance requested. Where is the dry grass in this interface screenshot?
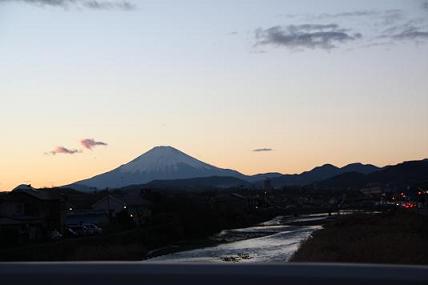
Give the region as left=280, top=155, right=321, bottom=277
left=290, top=210, right=428, bottom=265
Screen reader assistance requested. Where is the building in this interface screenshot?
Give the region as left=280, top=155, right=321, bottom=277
left=65, top=191, right=152, bottom=227
left=119, top=190, right=152, bottom=226
left=65, top=195, right=125, bottom=226
left=0, top=185, right=65, bottom=243
left=92, top=194, right=127, bottom=216
left=65, top=208, right=111, bottom=226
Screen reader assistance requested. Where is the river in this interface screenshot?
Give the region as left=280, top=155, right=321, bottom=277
left=145, top=213, right=332, bottom=264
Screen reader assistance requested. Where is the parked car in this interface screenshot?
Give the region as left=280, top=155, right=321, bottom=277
left=64, top=227, right=79, bottom=238
left=82, top=224, right=103, bottom=235
left=48, top=229, right=62, bottom=241
left=67, top=224, right=103, bottom=236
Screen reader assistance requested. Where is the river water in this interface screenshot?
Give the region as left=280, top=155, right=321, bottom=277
left=145, top=213, right=330, bottom=264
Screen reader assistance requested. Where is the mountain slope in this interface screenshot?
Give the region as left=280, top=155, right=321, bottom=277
left=367, top=159, right=428, bottom=186
left=316, top=172, right=369, bottom=188
left=269, top=164, right=340, bottom=187
left=140, top=176, right=251, bottom=191
left=246, top=172, right=283, bottom=183
left=69, top=146, right=246, bottom=190
left=341, top=163, right=380, bottom=175
left=269, top=163, right=380, bottom=188
left=315, top=159, right=428, bottom=189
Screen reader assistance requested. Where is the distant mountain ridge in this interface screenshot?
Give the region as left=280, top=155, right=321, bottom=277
left=316, top=159, right=428, bottom=189
left=141, top=176, right=250, bottom=191
left=341, top=163, right=380, bottom=175
left=67, top=145, right=385, bottom=192
left=268, top=163, right=380, bottom=188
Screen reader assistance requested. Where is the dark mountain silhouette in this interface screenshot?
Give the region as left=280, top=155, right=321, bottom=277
left=139, top=176, right=251, bottom=191
left=367, top=159, right=428, bottom=186
left=246, top=172, right=283, bottom=182
left=341, top=163, right=379, bottom=175
left=315, top=172, right=369, bottom=188
left=316, top=159, right=428, bottom=188
left=269, top=163, right=379, bottom=188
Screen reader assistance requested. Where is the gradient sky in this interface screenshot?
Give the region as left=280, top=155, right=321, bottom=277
left=0, top=0, right=427, bottom=191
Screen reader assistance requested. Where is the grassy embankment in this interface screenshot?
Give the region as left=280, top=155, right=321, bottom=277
left=291, top=209, right=428, bottom=265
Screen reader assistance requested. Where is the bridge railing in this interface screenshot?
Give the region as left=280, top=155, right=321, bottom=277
left=1, top=262, right=427, bottom=285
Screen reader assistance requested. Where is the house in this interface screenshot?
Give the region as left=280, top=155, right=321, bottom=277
left=0, top=184, right=65, bottom=243
left=65, top=208, right=111, bottom=226
left=65, top=195, right=125, bottom=226
left=64, top=191, right=152, bottom=227
left=119, top=190, right=152, bottom=226
left=91, top=194, right=127, bottom=216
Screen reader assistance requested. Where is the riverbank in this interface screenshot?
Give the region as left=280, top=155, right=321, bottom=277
left=0, top=204, right=281, bottom=261
left=290, top=209, right=428, bottom=265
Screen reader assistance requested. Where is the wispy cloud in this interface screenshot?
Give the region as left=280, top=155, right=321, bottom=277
left=260, top=6, right=428, bottom=53
left=288, top=9, right=403, bottom=26
left=316, top=10, right=378, bottom=19
left=255, top=24, right=361, bottom=50
left=0, top=0, right=136, bottom=10
left=47, top=146, right=80, bottom=155
left=253, top=148, right=273, bottom=152
left=389, top=26, right=428, bottom=41
left=380, top=9, right=405, bottom=26
left=381, top=18, right=428, bottom=42
left=81, top=138, right=108, bottom=150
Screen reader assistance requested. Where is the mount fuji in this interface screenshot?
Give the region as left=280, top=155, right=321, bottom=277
left=67, top=145, right=382, bottom=191
left=69, top=146, right=246, bottom=190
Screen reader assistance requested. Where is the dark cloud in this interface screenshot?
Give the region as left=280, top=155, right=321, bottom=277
left=253, top=148, right=273, bottom=152
left=82, top=0, right=134, bottom=10
left=423, top=1, right=428, bottom=11
left=47, top=146, right=80, bottom=155
left=255, top=24, right=361, bottom=50
left=0, top=0, right=136, bottom=10
left=81, top=138, right=108, bottom=150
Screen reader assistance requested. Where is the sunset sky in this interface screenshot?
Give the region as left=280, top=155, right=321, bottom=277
left=1, top=0, right=427, bottom=191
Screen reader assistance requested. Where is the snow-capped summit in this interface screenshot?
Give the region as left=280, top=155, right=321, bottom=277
left=119, top=146, right=215, bottom=173
left=70, top=146, right=245, bottom=190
